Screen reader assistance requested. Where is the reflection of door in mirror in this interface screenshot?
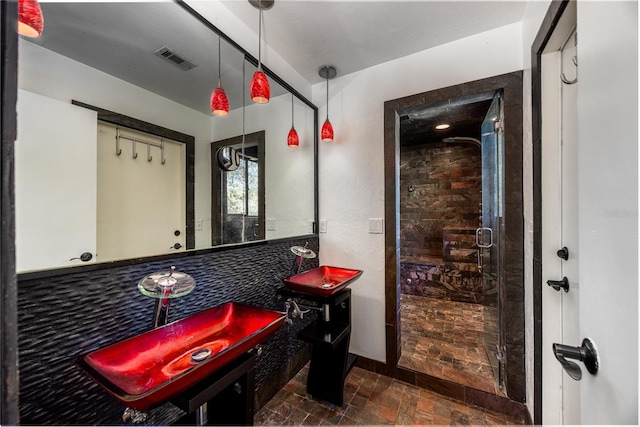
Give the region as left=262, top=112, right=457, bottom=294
left=16, top=90, right=98, bottom=272
left=97, top=123, right=186, bottom=262
left=211, top=131, right=265, bottom=246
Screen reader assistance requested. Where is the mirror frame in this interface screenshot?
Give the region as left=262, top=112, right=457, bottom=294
left=17, top=0, right=318, bottom=280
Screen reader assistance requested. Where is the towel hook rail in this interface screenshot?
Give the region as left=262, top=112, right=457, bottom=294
left=115, top=128, right=122, bottom=156
left=115, top=129, right=167, bottom=164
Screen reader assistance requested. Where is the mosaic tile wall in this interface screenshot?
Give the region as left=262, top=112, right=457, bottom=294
left=399, top=143, right=482, bottom=264
left=17, top=237, right=318, bottom=425
left=400, top=143, right=482, bottom=303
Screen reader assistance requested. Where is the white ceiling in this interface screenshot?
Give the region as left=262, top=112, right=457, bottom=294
left=26, top=1, right=527, bottom=113
left=219, top=0, right=528, bottom=84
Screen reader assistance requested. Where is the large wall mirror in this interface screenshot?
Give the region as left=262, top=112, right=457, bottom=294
left=15, top=1, right=317, bottom=274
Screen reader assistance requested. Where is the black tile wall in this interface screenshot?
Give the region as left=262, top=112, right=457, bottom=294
left=17, top=237, right=318, bottom=425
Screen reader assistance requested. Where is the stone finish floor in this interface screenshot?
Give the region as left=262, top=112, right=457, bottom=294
left=398, top=294, right=504, bottom=396
left=254, top=363, right=523, bottom=425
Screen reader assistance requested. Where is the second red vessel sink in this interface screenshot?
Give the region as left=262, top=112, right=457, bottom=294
left=283, top=265, right=363, bottom=297
left=77, top=302, right=285, bottom=410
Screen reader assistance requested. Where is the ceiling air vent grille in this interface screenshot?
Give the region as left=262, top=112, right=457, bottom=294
left=154, top=46, right=198, bottom=71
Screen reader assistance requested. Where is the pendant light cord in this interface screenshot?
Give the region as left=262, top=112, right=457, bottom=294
left=258, top=1, right=263, bottom=70
left=241, top=59, right=246, bottom=243
left=326, top=73, right=329, bottom=121
left=291, top=93, right=295, bottom=126
left=217, top=37, right=222, bottom=87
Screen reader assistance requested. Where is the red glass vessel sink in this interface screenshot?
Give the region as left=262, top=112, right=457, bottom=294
left=77, top=302, right=284, bottom=410
left=283, top=266, right=363, bottom=297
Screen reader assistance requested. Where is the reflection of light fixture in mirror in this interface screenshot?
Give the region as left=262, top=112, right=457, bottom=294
left=211, top=38, right=229, bottom=116
left=249, top=0, right=272, bottom=104
left=288, top=94, right=299, bottom=148
left=319, top=66, right=336, bottom=142
left=435, top=123, right=450, bottom=130
left=19, top=0, right=44, bottom=38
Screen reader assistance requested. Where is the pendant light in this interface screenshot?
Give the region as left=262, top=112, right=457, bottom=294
left=210, top=37, right=229, bottom=116
left=319, top=66, right=336, bottom=142
left=18, top=0, right=44, bottom=38
left=249, top=0, right=272, bottom=104
left=287, top=94, right=299, bottom=148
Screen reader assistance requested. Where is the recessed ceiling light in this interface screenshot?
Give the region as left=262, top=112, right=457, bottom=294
left=435, top=123, right=450, bottom=130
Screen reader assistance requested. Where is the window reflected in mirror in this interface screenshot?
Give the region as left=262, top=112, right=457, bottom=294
left=212, top=132, right=265, bottom=246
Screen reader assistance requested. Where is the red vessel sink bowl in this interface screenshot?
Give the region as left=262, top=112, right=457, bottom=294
left=283, top=266, right=363, bottom=297
left=77, top=302, right=285, bottom=410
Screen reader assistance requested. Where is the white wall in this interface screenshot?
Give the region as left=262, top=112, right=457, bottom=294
left=313, top=23, right=523, bottom=361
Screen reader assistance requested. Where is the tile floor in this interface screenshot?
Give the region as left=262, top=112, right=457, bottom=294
left=398, top=294, right=504, bottom=396
left=254, top=364, right=523, bottom=426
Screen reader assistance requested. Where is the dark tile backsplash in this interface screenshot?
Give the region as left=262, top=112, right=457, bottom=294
left=17, top=237, right=318, bottom=425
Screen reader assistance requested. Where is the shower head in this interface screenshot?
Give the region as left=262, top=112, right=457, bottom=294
left=442, top=137, right=481, bottom=147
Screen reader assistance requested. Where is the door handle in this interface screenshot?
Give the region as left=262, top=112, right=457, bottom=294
left=553, top=338, right=599, bottom=381
left=475, top=227, right=493, bottom=248
left=70, top=252, right=93, bottom=262
left=547, top=277, right=570, bottom=292
left=557, top=246, right=569, bottom=260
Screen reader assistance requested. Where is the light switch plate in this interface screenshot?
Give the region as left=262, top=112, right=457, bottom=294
left=266, top=218, right=276, bottom=231
left=319, top=220, right=327, bottom=233
left=369, top=218, right=384, bottom=234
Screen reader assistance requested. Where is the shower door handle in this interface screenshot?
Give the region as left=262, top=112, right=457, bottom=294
left=475, top=227, right=493, bottom=248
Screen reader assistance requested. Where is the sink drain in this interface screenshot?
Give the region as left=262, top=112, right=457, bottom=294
left=190, top=348, right=211, bottom=363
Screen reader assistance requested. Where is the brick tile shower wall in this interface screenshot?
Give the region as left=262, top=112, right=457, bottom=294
left=400, top=143, right=483, bottom=303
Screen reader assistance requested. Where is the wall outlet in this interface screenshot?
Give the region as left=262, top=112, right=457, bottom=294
left=319, top=220, right=327, bottom=233
left=369, top=218, right=384, bottom=234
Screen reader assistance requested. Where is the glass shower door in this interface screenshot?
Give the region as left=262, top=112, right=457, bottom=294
left=479, top=92, right=504, bottom=389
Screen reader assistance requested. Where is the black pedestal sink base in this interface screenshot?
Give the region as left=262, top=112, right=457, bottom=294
left=306, top=328, right=350, bottom=407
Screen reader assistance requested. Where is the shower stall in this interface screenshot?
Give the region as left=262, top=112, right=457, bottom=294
left=398, top=91, right=505, bottom=394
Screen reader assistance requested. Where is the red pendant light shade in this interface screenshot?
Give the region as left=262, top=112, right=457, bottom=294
left=287, top=93, right=298, bottom=147
left=211, top=37, right=229, bottom=116
left=319, top=66, right=337, bottom=142
left=250, top=2, right=270, bottom=104
left=250, top=70, right=270, bottom=104
left=18, top=0, right=44, bottom=38
left=210, top=87, right=229, bottom=116
left=321, top=119, right=334, bottom=142
left=287, top=127, right=299, bottom=148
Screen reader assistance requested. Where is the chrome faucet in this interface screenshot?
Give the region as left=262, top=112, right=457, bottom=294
left=284, top=297, right=311, bottom=324
left=290, top=243, right=317, bottom=276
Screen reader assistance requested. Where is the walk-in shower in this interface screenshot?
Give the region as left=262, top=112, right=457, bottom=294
left=397, top=91, right=506, bottom=396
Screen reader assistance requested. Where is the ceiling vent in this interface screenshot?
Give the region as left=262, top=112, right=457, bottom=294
left=154, top=46, right=198, bottom=71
